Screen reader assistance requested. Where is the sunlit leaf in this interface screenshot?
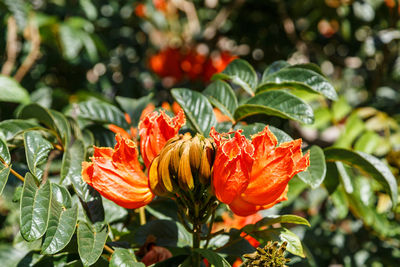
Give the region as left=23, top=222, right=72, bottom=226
left=257, top=68, right=338, bottom=100
left=110, top=248, right=144, bottom=267
left=0, top=75, right=30, bottom=104
left=171, top=88, right=216, bottom=136
left=203, top=80, right=238, bottom=121
left=234, top=90, right=314, bottom=124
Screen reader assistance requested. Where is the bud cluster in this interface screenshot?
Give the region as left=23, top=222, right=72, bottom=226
left=242, top=241, right=290, bottom=267
left=149, top=133, right=214, bottom=196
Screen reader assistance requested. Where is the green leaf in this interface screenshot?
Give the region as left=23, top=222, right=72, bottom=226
left=49, top=110, right=71, bottom=146
left=324, top=147, right=398, bottom=206
left=77, top=221, right=109, bottom=266
left=0, top=138, right=11, bottom=165
left=0, top=119, right=40, bottom=141
left=0, top=75, right=30, bottom=104
left=20, top=173, right=52, bottom=241
left=76, top=100, right=129, bottom=128
left=214, top=59, right=257, bottom=96
left=288, top=63, right=325, bottom=76
left=110, top=248, right=144, bottom=267
left=18, top=103, right=56, bottom=131
left=42, top=199, right=78, bottom=255
left=254, top=227, right=304, bottom=257
left=354, top=131, right=380, bottom=154
left=297, top=146, right=326, bottom=189
left=171, top=88, right=216, bottom=136
left=24, top=131, right=53, bottom=181
left=193, top=249, right=230, bottom=267
left=261, top=60, right=290, bottom=82
left=134, top=220, right=192, bottom=247
left=0, top=165, right=11, bottom=195
left=61, top=139, right=105, bottom=223
left=203, top=80, right=238, bottom=121
left=234, top=90, right=314, bottom=124
left=332, top=96, right=352, bottom=121
left=256, top=68, right=338, bottom=100
left=18, top=104, right=69, bottom=146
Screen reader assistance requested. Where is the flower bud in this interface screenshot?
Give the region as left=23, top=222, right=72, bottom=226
left=148, top=133, right=215, bottom=196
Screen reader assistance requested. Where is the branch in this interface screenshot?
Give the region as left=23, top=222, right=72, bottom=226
left=170, top=0, right=201, bottom=41
left=203, top=0, right=245, bottom=40
left=14, top=17, right=41, bottom=82
left=1, top=16, right=18, bottom=76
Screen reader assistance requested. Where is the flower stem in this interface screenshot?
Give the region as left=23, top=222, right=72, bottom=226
left=192, top=222, right=201, bottom=267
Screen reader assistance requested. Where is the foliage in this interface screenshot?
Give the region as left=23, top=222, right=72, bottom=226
left=0, top=0, right=400, bottom=266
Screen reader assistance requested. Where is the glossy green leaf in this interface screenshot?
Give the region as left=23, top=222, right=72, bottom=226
left=77, top=222, right=109, bottom=266
left=18, top=103, right=56, bottom=131
left=42, top=199, right=78, bottom=255
left=261, top=60, right=290, bottom=82
left=234, top=90, right=314, bottom=124
left=324, top=147, right=398, bottom=206
left=0, top=165, right=11, bottom=195
left=203, top=80, right=238, bottom=121
left=110, top=248, right=144, bottom=267
left=214, top=59, right=258, bottom=96
left=0, top=138, right=10, bottom=165
left=76, top=100, right=129, bottom=128
left=324, top=162, right=340, bottom=195
left=20, top=173, right=51, bottom=241
left=24, top=131, right=53, bottom=180
left=134, top=220, right=192, bottom=247
left=297, top=145, right=326, bottom=189
left=0, top=119, right=40, bottom=141
left=18, top=104, right=69, bottom=146
left=61, top=139, right=104, bottom=223
left=0, top=75, right=30, bottom=104
left=171, top=88, right=216, bottom=136
left=254, top=227, right=304, bottom=257
left=49, top=110, right=71, bottom=146
left=256, top=68, right=338, bottom=100
left=193, top=249, right=230, bottom=267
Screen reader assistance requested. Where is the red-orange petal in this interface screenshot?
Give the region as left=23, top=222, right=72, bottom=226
left=139, top=109, right=185, bottom=168
left=240, top=127, right=309, bottom=207
left=210, top=127, right=254, bottom=204
left=82, top=134, right=154, bottom=209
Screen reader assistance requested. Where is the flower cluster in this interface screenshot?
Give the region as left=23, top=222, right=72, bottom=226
left=149, top=48, right=236, bottom=84
left=82, top=109, right=309, bottom=216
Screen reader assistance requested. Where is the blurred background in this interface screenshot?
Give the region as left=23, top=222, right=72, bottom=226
left=1, top=0, right=400, bottom=266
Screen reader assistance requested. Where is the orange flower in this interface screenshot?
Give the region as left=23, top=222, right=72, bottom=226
left=210, top=126, right=309, bottom=216
left=149, top=48, right=183, bottom=82
left=82, top=134, right=154, bottom=209
left=203, top=51, right=237, bottom=82
left=139, top=109, right=185, bottom=168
